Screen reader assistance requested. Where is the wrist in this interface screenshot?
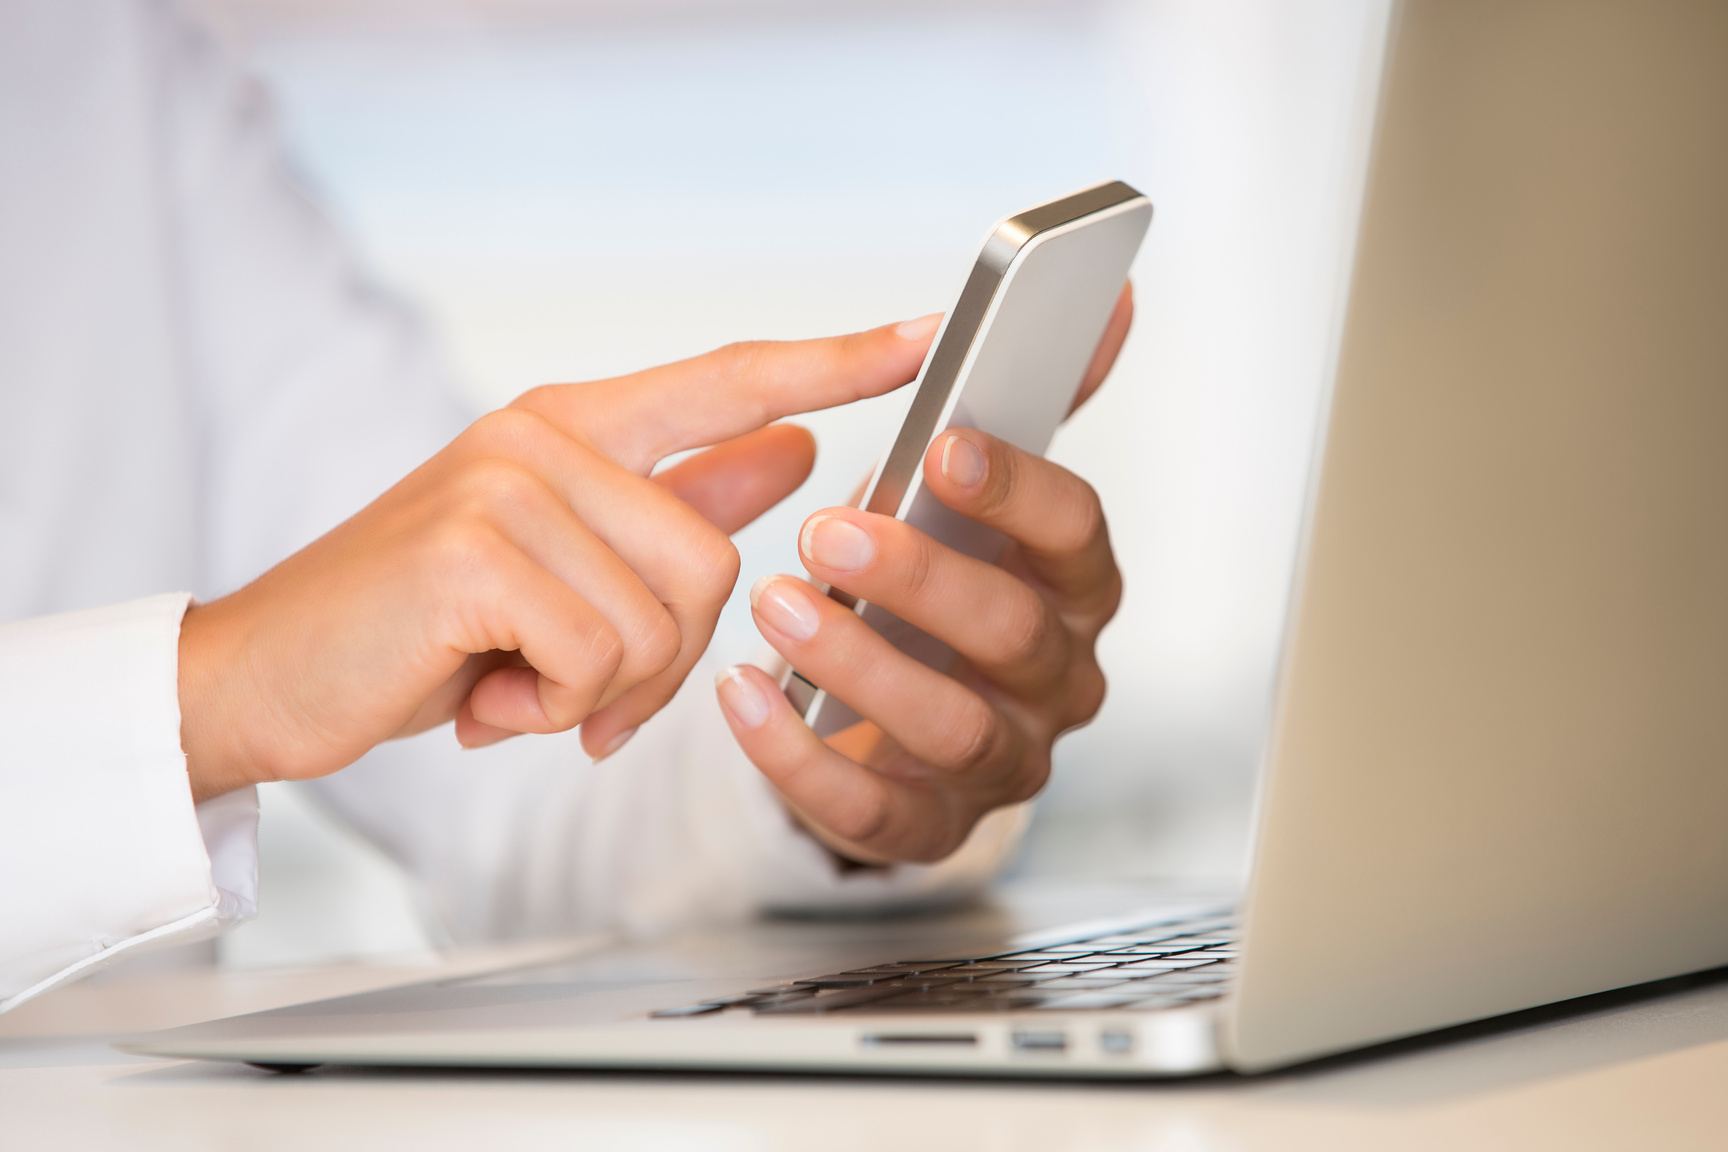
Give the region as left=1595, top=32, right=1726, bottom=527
left=178, top=597, right=272, bottom=802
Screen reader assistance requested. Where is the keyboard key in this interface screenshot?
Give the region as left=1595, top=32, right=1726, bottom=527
left=882, top=995, right=1048, bottom=1013
left=749, top=993, right=826, bottom=1009
left=989, top=951, right=1095, bottom=963
left=1141, top=971, right=1233, bottom=985
left=1032, top=977, right=1131, bottom=992
left=1113, top=994, right=1201, bottom=1010
left=649, top=1002, right=728, bottom=1018
left=887, top=975, right=969, bottom=990
left=836, top=966, right=936, bottom=977
left=866, top=990, right=1039, bottom=1013
left=1104, top=942, right=1187, bottom=952
left=1086, top=934, right=1191, bottom=948
left=1028, top=991, right=1145, bottom=1010
left=1125, top=987, right=1227, bottom=1006
left=753, top=985, right=907, bottom=1014
left=872, top=988, right=989, bottom=1005
left=960, top=981, right=1036, bottom=994
left=794, top=977, right=886, bottom=989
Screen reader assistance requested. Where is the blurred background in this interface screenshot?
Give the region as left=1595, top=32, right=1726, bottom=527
left=185, top=0, right=1392, bottom=969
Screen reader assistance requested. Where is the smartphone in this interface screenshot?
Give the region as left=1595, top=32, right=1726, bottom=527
left=784, top=180, right=1153, bottom=737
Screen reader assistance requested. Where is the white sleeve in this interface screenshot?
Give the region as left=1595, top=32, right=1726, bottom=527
left=306, top=650, right=1030, bottom=944
left=0, top=594, right=258, bottom=1013
left=157, top=12, right=473, bottom=598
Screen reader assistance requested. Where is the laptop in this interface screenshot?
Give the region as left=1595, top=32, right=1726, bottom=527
left=125, top=0, right=1728, bottom=1076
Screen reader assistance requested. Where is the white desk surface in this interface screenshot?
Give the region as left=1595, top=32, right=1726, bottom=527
left=4, top=886, right=1726, bottom=1151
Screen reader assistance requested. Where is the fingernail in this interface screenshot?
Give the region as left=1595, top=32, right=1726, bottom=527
left=800, top=514, right=875, bottom=572
left=750, top=575, right=820, bottom=642
left=591, top=726, right=637, bottom=763
left=940, top=434, right=987, bottom=488
left=715, top=666, right=771, bottom=728
left=895, top=312, right=942, bottom=342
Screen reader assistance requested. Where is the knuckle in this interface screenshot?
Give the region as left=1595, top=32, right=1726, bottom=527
left=510, top=383, right=555, bottom=411
left=714, top=339, right=770, bottom=382
left=1004, top=753, right=1053, bottom=804
left=663, top=522, right=740, bottom=619
left=693, top=527, right=742, bottom=597
left=636, top=605, right=682, bottom=676
left=901, top=532, right=940, bottom=603
left=1054, top=479, right=1106, bottom=553
left=933, top=697, right=999, bottom=772
left=536, top=683, right=586, bottom=731
left=827, top=782, right=891, bottom=845
left=467, top=405, right=551, bottom=454
left=585, top=625, right=627, bottom=684
left=990, top=597, right=1054, bottom=667
left=1071, top=565, right=1124, bottom=630
left=1068, top=662, right=1108, bottom=725
left=1100, top=564, right=1124, bottom=612
left=455, top=456, right=542, bottom=516
left=425, top=516, right=505, bottom=580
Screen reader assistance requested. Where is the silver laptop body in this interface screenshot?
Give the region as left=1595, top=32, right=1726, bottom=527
left=126, top=0, right=1728, bottom=1076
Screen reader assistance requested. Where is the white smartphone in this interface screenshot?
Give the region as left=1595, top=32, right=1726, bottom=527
left=785, top=180, right=1153, bottom=736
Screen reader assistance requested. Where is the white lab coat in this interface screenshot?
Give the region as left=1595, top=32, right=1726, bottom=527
left=0, top=0, right=1025, bottom=1013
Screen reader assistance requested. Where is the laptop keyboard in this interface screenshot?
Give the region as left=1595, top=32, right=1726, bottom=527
left=651, top=913, right=1236, bottom=1018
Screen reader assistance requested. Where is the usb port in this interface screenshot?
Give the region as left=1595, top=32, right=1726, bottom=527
left=1011, top=1030, right=1068, bottom=1053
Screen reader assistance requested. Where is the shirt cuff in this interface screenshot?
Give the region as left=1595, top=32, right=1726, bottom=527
left=0, top=594, right=259, bottom=1013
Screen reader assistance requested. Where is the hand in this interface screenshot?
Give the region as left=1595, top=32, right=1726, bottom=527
left=713, top=285, right=1133, bottom=864
left=177, top=317, right=943, bottom=802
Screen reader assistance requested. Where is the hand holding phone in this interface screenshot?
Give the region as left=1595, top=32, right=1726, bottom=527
left=714, top=181, right=1145, bottom=865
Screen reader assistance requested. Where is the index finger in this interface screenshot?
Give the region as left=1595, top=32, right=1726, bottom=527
left=513, top=315, right=941, bottom=475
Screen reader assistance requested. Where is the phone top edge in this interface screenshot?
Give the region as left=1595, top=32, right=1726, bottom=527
left=982, top=179, right=1148, bottom=275
left=861, top=180, right=1148, bottom=519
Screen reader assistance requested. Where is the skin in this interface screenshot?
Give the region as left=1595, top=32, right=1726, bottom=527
left=180, top=285, right=1132, bottom=866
